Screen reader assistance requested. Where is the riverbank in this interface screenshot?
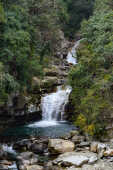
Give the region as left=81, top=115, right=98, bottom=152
left=1, top=129, right=113, bottom=170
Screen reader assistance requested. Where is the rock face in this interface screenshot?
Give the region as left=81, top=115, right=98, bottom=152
left=48, top=139, right=75, bottom=154
left=53, top=151, right=97, bottom=167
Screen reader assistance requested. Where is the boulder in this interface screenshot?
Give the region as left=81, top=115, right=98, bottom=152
left=104, top=148, right=113, bottom=157
left=90, top=142, right=106, bottom=158
left=53, top=151, right=98, bottom=167
left=97, top=143, right=106, bottom=153
left=71, top=135, right=85, bottom=144
left=14, top=139, right=32, bottom=151
left=27, top=165, right=44, bottom=170
left=90, top=142, right=98, bottom=153
left=82, top=160, right=113, bottom=170
left=64, top=161, right=113, bottom=170
left=30, top=143, right=47, bottom=154
left=70, top=130, right=79, bottom=137
left=17, top=152, right=38, bottom=170
left=48, top=139, right=75, bottom=154
left=78, top=142, right=90, bottom=148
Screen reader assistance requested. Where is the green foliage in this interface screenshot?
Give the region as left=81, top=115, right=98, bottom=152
left=0, top=3, right=5, bottom=23
left=63, top=0, right=94, bottom=37
left=69, top=0, right=113, bottom=137
left=0, top=0, right=68, bottom=104
left=0, top=62, right=19, bottom=105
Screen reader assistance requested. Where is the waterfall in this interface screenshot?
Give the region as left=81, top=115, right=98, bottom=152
left=41, top=86, right=72, bottom=121
left=67, top=40, right=81, bottom=65
left=28, top=40, right=82, bottom=128
left=28, top=86, right=72, bottom=127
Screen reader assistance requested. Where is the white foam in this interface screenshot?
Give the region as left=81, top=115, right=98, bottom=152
left=41, top=86, right=72, bottom=121
left=28, top=120, right=59, bottom=127
left=67, top=40, right=81, bottom=65
left=2, top=144, right=17, bottom=155
left=8, top=162, right=17, bottom=170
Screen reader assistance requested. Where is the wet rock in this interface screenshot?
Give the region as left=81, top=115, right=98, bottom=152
left=71, top=135, right=85, bottom=144
left=14, top=139, right=32, bottom=151
left=53, top=151, right=98, bottom=167
left=30, top=143, right=47, bottom=154
left=27, top=165, right=44, bottom=170
left=48, top=139, right=75, bottom=154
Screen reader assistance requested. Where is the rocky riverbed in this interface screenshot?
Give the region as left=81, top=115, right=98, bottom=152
left=1, top=130, right=113, bottom=170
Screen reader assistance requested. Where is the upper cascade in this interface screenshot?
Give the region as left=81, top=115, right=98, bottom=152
left=66, top=40, right=81, bottom=65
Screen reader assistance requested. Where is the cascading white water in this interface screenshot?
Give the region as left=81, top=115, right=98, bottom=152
left=28, top=86, right=72, bottom=127
left=41, top=86, right=72, bottom=121
left=2, top=144, right=17, bottom=155
left=67, top=40, right=81, bottom=65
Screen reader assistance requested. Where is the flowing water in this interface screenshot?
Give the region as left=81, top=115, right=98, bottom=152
left=28, top=86, right=72, bottom=127
left=66, top=40, right=81, bottom=64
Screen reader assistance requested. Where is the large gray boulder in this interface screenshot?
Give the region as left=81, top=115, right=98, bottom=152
left=53, top=151, right=98, bottom=167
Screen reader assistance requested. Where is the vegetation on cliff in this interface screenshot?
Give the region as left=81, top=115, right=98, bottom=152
left=0, top=0, right=93, bottom=105
left=69, top=0, right=113, bottom=137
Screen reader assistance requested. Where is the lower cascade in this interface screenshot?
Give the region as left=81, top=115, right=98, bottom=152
left=41, top=86, right=72, bottom=121
left=29, top=86, right=72, bottom=127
